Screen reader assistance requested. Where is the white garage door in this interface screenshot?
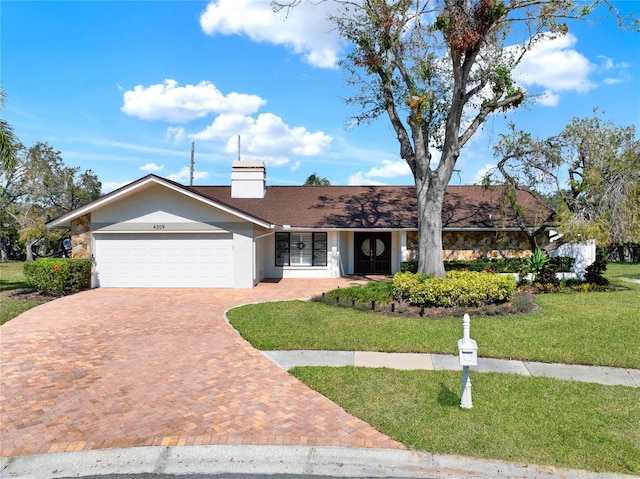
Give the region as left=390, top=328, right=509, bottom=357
left=94, top=233, right=234, bottom=287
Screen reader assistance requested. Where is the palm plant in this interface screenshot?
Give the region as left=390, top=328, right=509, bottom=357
left=526, top=249, right=550, bottom=282
left=1, top=88, right=19, bottom=171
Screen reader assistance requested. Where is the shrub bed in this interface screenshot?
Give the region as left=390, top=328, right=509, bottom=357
left=392, top=271, right=516, bottom=307
left=23, top=258, right=92, bottom=296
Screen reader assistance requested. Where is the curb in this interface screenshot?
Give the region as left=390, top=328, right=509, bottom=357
left=1, top=445, right=635, bottom=479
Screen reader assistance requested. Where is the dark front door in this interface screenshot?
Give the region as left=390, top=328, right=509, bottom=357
left=354, top=232, right=391, bottom=275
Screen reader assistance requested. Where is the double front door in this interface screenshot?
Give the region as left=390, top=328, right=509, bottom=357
left=354, top=232, right=391, bottom=275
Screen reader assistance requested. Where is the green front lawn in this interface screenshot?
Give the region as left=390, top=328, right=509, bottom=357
left=291, top=367, right=640, bottom=474
left=228, top=263, right=640, bottom=474
left=0, top=262, right=47, bottom=326
left=228, top=264, right=640, bottom=368
left=0, top=261, right=31, bottom=292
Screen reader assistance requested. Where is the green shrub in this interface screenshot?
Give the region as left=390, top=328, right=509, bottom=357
left=391, top=271, right=431, bottom=302
left=392, top=271, right=516, bottom=308
left=550, top=256, right=575, bottom=272
left=561, top=278, right=583, bottom=288
left=584, top=255, right=609, bottom=286
left=404, top=256, right=574, bottom=275
left=323, top=280, right=395, bottom=304
left=443, top=260, right=480, bottom=272
left=23, top=258, right=92, bottom=296
left=443, top=258, right=528, bottom=273
left=400, top=261, right=418, bottom=273
left=525, top=249, right=550, bottom=281
left=536, top=262, right=559, bottom=287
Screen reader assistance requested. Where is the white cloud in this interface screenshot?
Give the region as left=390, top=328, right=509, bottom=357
left=290, top=160, right=301, bottom=172
left=347, top=159, right=412, bottom=185
left=534, top=89, right=560, bottom=107
left=82, top=138, right=194, bottom=158
left=348, top=171, right=385, bottom=186
left=166, top=166, right=210, bottom=183
left=429, top=147, right=442, bottom=167
left=101, top=180, right=131, bottom=194
left=365, top=159, right=411, bottom=178
left=514, top=33, right=596, bottom=97
left=121, top=79, right=266, bottom=123
left=200, top=0, right=343, bottom=68
left=166, top=126, right=186, bottom=144
left=249, top=155, right=291, bottom=167
left=596, top=55, right=615, bottom=72
left=473, top=163, right=498, bottom=184
left=193, top=113, right=255, bottom=139
left=192, top=112, right=332, bottom=165
left=596, top=56, right=631, bottom=85
left=140, top=162, right=164, bottom=172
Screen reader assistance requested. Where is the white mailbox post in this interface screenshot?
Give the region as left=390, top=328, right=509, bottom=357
left=458, top=313, right=478, bottom=409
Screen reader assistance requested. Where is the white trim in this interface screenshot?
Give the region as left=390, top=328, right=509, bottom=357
left=93, top=230, right=232, bottom=234
left=47, top=176, right=272, bottom=230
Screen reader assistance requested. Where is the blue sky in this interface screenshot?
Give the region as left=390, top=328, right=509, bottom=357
left=2, top=0, right=638, bottom=193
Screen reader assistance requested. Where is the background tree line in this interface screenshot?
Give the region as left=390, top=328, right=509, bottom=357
left=485, top=111, right=640, bottom=262
left=1, top=89, right=102, bottom=262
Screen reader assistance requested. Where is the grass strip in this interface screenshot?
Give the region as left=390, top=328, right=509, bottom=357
left=291, top=367, right=640, bottom=475
left=0, top=299, right=45, bottom=326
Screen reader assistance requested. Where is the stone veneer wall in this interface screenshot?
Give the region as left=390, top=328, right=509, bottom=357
left=406, top=230, right=550, bottom=261
left=70, top=214, right=92, bottom=259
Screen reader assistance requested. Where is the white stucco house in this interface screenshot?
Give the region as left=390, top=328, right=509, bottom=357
left=46, top=161, right=555, bottom=288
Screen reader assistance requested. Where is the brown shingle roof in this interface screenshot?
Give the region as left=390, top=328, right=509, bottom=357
left=189, top=184, right=553, bottom=230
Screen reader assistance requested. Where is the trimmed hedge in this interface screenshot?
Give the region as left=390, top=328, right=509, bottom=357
left=23, top=258, right=92, bottom=296
left=323, top=280, right=394, bottom=304
left=401, top=256, right=575, bottom=274
left=392, top=271, right=516, bottom=308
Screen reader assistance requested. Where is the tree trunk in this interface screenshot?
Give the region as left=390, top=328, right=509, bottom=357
left=416, top=177, right=447, bottom=277
left=25, top=238, right=37, bottom=262
left=0, top=241, right=8, bottom=262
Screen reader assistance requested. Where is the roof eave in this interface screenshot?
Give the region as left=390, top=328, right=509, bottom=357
left=46, top=175, right=273, bottom=230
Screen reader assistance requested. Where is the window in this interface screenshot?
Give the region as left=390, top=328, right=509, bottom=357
left=275, top=232, right=327, bottom=267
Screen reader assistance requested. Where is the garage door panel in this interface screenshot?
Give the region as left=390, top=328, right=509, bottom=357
left=94, top=233, right=233, bottom=288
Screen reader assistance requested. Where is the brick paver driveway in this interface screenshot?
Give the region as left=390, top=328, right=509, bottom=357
left=1, top=279, right=403, bottom=457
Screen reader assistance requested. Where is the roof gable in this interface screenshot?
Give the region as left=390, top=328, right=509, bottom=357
left=46, top=174, right=271, bottom=229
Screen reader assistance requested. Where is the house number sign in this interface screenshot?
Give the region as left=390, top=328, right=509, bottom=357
left=152, top=224, right=166, bottom=230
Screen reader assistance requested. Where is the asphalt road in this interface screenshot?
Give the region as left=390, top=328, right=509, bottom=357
left=59, top=475, right=410, bottom=479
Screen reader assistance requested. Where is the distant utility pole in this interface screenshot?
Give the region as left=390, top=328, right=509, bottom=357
left=190, top=141, right=195, bottom=186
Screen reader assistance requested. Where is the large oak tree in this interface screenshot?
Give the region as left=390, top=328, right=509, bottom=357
left=275, top=0, right=631, bottom=276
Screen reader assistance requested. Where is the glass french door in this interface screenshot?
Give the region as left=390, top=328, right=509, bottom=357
left=354, top=232, right=391, bottom=274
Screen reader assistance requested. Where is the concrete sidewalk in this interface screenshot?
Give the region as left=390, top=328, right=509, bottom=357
left=262, top=351, right=640, bottom=388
